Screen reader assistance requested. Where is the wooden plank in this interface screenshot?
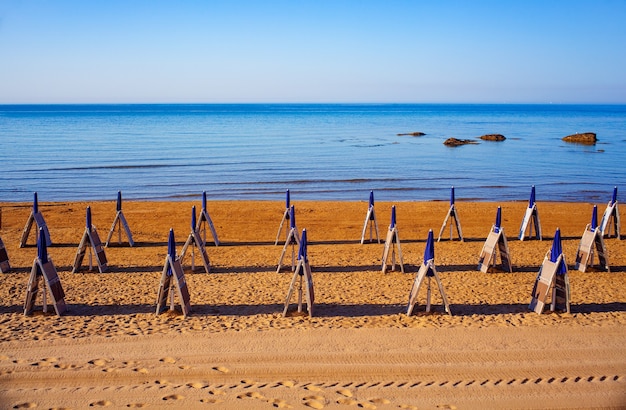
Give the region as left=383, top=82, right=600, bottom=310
left=33, top=213, right=52, bottom=246
left=529, top=258, right=558, bottom=314
left=41, top=261, right=66, bottom=316
left=171, top=259, right=191, bottom=317
left=72, top=230, right=90, bottom=273
left=19, top=213, right=35, bottom=247
left=381, top=228, right=404, bottom=274
left=0, top=237, right=10, bottom=273
left=155, top=259, right=173, bottom=314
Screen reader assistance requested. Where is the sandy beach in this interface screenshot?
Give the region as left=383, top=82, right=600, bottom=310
left=0, top=199, right=624, bottom=409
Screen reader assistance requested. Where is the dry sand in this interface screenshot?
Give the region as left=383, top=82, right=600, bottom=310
left=0, top=199, right=624, bottom=409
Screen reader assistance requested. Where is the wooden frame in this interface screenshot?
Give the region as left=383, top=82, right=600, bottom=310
left=24, top=257, right=66, bottom=316
left=381, top=225, right=404, bottom=274
left=529, top=253, right=570, bottom=314
left=180, top=229, right=211, bottom=274
left=20, top=211, right=52, bottom=248
left=196, top=192, right=220, bottom=246
left=72, top=226, right=108, bottom=273
left=407, top=259, right=451, bottom=316
left=518, top=204, right=542, bottom=241
left=106, top=211, right=134, bottom=247
left=478, top=227, right=512, bottom=273
left=574, top=225, right=610, bottom=272
left=600, top=201, right=621, bottom=239
left=0, top=236, right=10, bottom=273
left=155, top=254, right=191, bottom=318
left=282, top=257, right=315, bottom=317
left=437, top=204, right=463, bottom=241
left=360, top=191, right=380, bottom=244
left=275, top=189, right=292, bottom=245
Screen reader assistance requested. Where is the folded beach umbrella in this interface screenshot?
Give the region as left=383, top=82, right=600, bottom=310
left=550, top=228, right=567, bottom=275
left=191, top=206, right=197, bottom=231
left=289, top=205, right=296, bottom=230
left=450, top=186, right=455, bottom=206
left=495, top=206, right=502, bottom=233
left=116, top=191, right=122, bottom=212
left=37, top=227, right=48, bottom=264
left=168, top=228, right=176, bottom=261
left=369, top=190, right=375, bottom=209
left=86, top=206, right=92, bottom=230
left=591, top=205, right=598, bottom=230
left=286, top=189, right=291, bottom=211
left=390, top=205, right=397, bottom=229
left=202, top=191, right=207, bottom=211
left=529, top=185, right=536, bottom=208
left=298, top=229, right=308, bottom=264
left=33, top=192, right=39, bottom=214
left=611, top=186, right=618, bottom=206
left=424, top=230, right=435, bottom=277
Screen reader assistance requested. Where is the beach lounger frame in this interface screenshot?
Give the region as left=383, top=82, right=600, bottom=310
left=20, top=209, right=52, bottom=248
left=0, top=236, right=10, bottom=273
left=105, top=192, right=134, bottom=247
left=275, top=190, right=292, bottom=245
left=156, top=254, right=191, bottom=318
left=600, top=200, right=620, bottom=239
left=381, top=225, right=404, bottom=274
left=72, top=225, right=108, bottom=274
left=360, top=191, right=380, bottom=244
left=282, top=257, right=315, bottom=318
left=407, top=259, right=451, bottom=316
left=197, top=192, right=220, bottom=246
left=180, top=229, right=211, bottom=274
left=24, top=256, right=66, bottom=317
left=518, top=203, right=542, bottom=241
left=437, top=204, right=463, bottom=242
left=529, top=253, right=570, bottom=314
left=574, top=225, right=610, bottom=272
left=277, top=226, right=300, bottom=273
left=477, top=226, right=512, bottom=273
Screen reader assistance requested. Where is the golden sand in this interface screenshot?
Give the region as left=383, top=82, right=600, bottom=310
left=0, top=200, right=624, bottom=409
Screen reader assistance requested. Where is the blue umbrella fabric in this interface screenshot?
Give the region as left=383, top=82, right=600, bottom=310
left=550, top=228, right=567, bottom=275
left=494, top=206, right=502, bottom=233
left=33, top=192, right=39, bottom=214
left=202, top=191, right=207, bottom=211
left=529, top=185, right=536, bottom=208
left=450, top=186, right=455, bottom=206
left=298, top=229, right=308, bottom=264
left=37, top=227, right=48, bottom=264
left=369, top=190, right=375, bottom=208
left=289, top=205, right=296, bottom=230
left=116, top=191, right=122, bottom=212
left=286, top=189, right=291, bottom=209
left=390, top=205, right=397, bottom=229
left=591, top=205, right=598, bottom=230
left=191, top=206, right=197, bottom=230
left=424, top=229, right=435, bottom=277
left=611, top=186, right=618, bottom=205
left=86, top=206, right=92, bottom=229
left=167, top=229, right=176, bottom=259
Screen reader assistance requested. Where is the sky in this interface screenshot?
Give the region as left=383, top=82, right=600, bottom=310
left=1, top=0, right=625, bottom=104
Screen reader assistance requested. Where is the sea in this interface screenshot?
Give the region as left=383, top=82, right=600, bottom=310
left=1, top=104, right=624, bottom=204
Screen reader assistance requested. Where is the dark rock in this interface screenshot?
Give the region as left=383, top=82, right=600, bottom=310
left=562, top=132, right=597, bottom=145
left=397, top=132, right=426, bottom=136
left=480, top=134, right=506, bottom=141
left=443, top=138, right=478, bottom=146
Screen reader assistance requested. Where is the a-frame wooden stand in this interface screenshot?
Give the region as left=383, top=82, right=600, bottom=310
left=0, top=236, right=10, bottom=273
left=478, top=207, right=512, bottom=273
left=600, top=186, right=620, bottom=239
left=275, top=189, right=291, bottom=245
left=360, top=190, right=380, bottom=244
left=20, top=192, right=52, bottom=247
left=277, top=205, right=300, bottom=273
left=105, top=191, right=134, bottom=247
left=575, top=206, right=610, bottom=272
left=24, top=228, right=66, bottom=316
left=529, top=229, right=570, bottom=314
left=72, top=207, right=108, bottom=274
left=519, top=185, right=542, bottom=241
left=196, top=191, right=220, bottom=246
left=156, top=229, right=191, bottom=318
left=283, top=229, right=314, bottom=317
left=382, top=205, right=404, bottom=274
left=438, top=187, right=463, bottom=241
left=179, top=206, right=211, bottom=273
left=407, top=230, right=451, bottom=316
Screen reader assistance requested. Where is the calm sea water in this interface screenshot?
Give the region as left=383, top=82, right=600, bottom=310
left=1, top=104, right=624, bottom=203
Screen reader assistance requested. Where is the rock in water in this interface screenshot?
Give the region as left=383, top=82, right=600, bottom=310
left=443, top=138, right=478, bottom=146
left=397, top=132, right=426, bottom=136
left=562, top=132, right=597, bottom=145
left=480, top=134, right=506, bottom=141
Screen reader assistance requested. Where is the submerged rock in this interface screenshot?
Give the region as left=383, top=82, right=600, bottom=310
left=480, top=134, right=506, bottom=141
left=397, top=131, right=426, bottom=136
left=562, top=132, right=597, bottom=145
left=443, top=138, right=478, bottom=146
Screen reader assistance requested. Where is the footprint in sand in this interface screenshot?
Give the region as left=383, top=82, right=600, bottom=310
left=369, top=398, right=390, bottom=405
left=187, top=382, right=207, bottom=389
left=399, top=405, right=417, bottom=410
left=12, top=403, right=37, bottom=409
left=212, top=366, right=229, bottom=373
left=337, top=398, right=359, bottom=406
left=133, top=368, right=149, bottom=374
left=89, top=359, right=109, bottom=367
left=436, top=405, right=457, bottom=410
left=303, top=400, right=325, bottom=409
left=208, top=389, right=225, bottom=396
left=200, top=398, right=224, bottom=404
left=162, top=394, right=184, bottom=401
left=89, top=400, right=113, bottom=407
left=336, top=388, right=353, bottom=397
left=279, top=380, right=296, bottom=388
left=237, top=391, right=266, bottom=400
left=304, top=385, right=323, bottom=392
left=160, top=357, right=176, bottom=364
left=126, top=404, right=148, bottom=408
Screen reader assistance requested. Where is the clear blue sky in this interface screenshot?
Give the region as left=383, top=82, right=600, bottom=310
left=1, top=0, right=624, bottom=104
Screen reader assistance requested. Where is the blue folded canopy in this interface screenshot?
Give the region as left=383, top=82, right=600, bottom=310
left=86, top=206, right=92, bottom=229
left=37, top=227, right=48, bottom=264
left=116, top=191, right=122, bottom=212
left=528, top=185, right=536, bottom=208
left=591, top=205, right=598, bottom=230
left=550, top=228, right=567, bottom=275
left=390, top=205, right=396, bottom=229
left=495, top=206, right=502, bottom=232
left=191, top=206, right=196, bottom=230
left=298, top=229, right=308, bottom=264
left=289, top=205, right=296, bottom=229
